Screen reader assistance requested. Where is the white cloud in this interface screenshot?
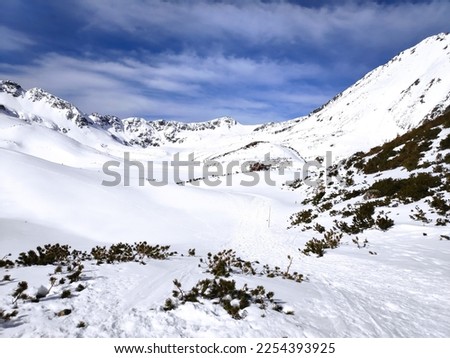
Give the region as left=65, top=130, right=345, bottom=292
left=74, top=0, right=450, bottom=49
left=0, top=26, right=35, bottom=51
left=0, top=52, right=325, bottom=123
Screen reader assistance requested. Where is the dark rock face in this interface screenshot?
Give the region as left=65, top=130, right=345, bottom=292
left=0, top=80, right=25, bottom=97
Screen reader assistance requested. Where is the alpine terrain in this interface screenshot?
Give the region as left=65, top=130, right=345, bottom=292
left=0, top=33, right=449, bottom=338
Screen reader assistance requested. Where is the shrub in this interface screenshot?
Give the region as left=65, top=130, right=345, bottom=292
left=0, top=254, right=14, bottom=268
left=290, top=209, right=318, bottom=226
left=163, top=298, right=176, bottom=311
left=342, top=189, right=363, bottom=201
left=205, top=250, right=255, bottom=277
left=409, top=206, right=432, bottom=223
left=12, top=281, right=29, bottom=304
left=370, top=178, right=403, bottom=198
left=287, top=178, right=302, bottom=189
left=320, top=202, right=333, bottom=212
left=352, top=202, right=375, bottom=231
left=262, top=256, right=304, bottom=283
left=91, top=242, right=175, bottom=264
left=428, top=195, right=450, bottom=215
left=439, top=133, right=450, bottom=150
left=67, top=264, right=84, bottom=283
left=362, top=123, right=441, bottom=173
left=56, top=309, right=72, bottom=317
left=107, top=242, right=134, bottom=263
left=445, top=153, right=450, bottom=164
left=133, top=242, right=175, bottom=261
left=313, top=223, right=326, bottom=233
left=335, top=220, right=356, bottom=234
left=311, top=191, right=326, bottom=205
left=397, top=173, right=440, bottom=201
left=166, top=278, right=281, bottom=320
left=16, top=244, right=71, bottom=266
left=61, top=290, right=72, bottom=299
left=370, top=173, right=440, bottom=202
left=352, top=237, right=368, bottom=249
left=0, top=309, right=18, bottom=322
left=436, top=218, right=449, bottom=226
left=375, top=213, right=395, bottom=231
left=301, top=230, right=342, bottom=257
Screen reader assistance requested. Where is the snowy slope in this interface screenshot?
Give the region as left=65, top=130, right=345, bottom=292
left=257, top=32, right=450, bottom=159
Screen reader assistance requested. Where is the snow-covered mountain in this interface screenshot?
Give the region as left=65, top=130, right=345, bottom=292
left=2, top=33, right=450, bottom=163
left=256, top=32, right=450, bottom=159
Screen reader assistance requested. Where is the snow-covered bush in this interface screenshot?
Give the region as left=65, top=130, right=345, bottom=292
left=262, top=259, right=304, bottom=283
left=165, top=278, right=282, bottom=320
left=0, top=308, right=18, bottom=322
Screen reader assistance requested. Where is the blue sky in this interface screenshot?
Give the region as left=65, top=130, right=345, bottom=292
left=1, top=0, right=449, bottom=124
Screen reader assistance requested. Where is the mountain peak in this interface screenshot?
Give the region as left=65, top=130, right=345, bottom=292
left=0, top=80, right=25, bottom=97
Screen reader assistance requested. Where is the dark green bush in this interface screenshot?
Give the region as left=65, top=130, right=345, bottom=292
left=409, top=206, right=432, bottom=223
left=290, top=209, right=318, bottom=226
left=77, top=321, right=87, bottom=328
left=205, top=250, right=256, bottom=277
left=375, top=213, right=395, bottom=231
left=444, top=153, right=450, bottom=164
left=313, top=223, right=326, bottom=233
left=133, top=242, right=175, bottom=261
left=301, top=230, right=343, bottom=257
left=439, top=133, right=450, bottom=150
left=16, top=244, right=71, bottom=266
left=12, top=281, right=29, bottom=304
left=0, top=309, right=18, bottom=322
left=61, top=290, right=72, bottom=299
left=370, top=173, right=440, bottom=201
left=262, top=256, right=304, bottom=283
left=352, top=202, right=375, bottom=231
left=0, top=254, right=14, bottom=268
left=311, top=191, right=326, bottom=205
left=370, top=178, right=403, bottom=197
left=429, top=195, right=450, bottom=215
left=436, top=218, right=449, bottom=226
left=166, top=278, right=281, bottom=320
left=91, top=242, right=175, bottom=264
left=320, top=202, right=333, bottom=212
left=397, top=173, right=440, bottom=201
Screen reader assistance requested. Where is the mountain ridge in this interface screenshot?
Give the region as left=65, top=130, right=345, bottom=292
left=1, top=33, right=450, bottom=161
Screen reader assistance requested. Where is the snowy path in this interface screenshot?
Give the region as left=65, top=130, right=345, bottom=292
left=1, top=149, right=449, bottom=337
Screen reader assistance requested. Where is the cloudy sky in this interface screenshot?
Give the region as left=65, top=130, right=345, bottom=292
left=1, top=0, right=449, bottom=123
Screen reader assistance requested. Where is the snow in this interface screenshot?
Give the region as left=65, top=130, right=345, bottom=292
left=1, top=33, right=450, bottom=338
